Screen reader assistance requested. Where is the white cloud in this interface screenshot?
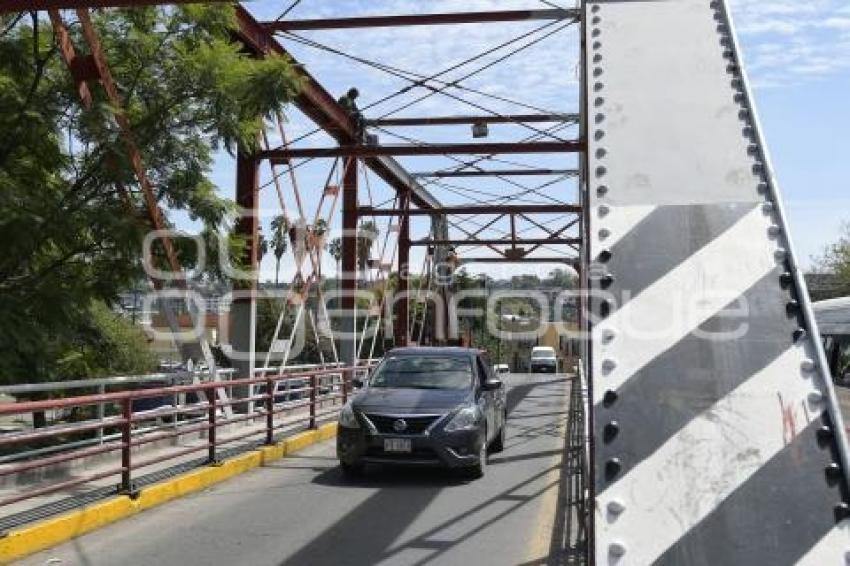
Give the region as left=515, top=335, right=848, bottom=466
left=730, top=0, right=850, bottom=87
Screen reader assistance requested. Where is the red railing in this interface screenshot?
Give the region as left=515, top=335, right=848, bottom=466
left=0, top=365, right=371, bottom=507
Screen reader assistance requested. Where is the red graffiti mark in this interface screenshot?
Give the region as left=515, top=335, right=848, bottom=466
left=777, top=392, right=797, bottom=445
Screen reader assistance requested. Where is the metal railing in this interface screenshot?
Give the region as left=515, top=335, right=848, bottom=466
left=565, top=367, right=589, bottom=563
left=0, top=363, right=373, bottom=509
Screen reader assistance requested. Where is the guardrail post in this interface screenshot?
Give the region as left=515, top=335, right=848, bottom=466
left=119, top=397, right=135, bottom=496
left=309, top=374, right=317, bottom=429
left=208, top=388, right=218, bottom=464
left=265, top=377, right=274, bottom=445
left=342, top=368, right=349, bottom=405
left=97, top=383, right=105, bottom=445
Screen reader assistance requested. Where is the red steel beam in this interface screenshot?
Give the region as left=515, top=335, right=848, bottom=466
left=369, top=113, right=578, bottom=127
left=358, top=204, right=581, bottom=216
left=413, top=169, right=578, bottom=178
left=262, top=141, right=582, bottom=161
left=458, top=257, right=578, bottom=264
left=231, top=6, right=440, bottom=210
left=1, top=0, right=228, bottom=11
left=412, top=238, right=581, bottom=246
left=262, top=9, right=577, bottom=31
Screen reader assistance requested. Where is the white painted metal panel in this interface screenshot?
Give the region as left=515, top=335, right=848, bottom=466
left=584, top=1, right=850, bottom=564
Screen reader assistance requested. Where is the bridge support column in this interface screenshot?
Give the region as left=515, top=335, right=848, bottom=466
left=230, top=148, right=259, bottom=408
left=340, top=154, right=358, bottom=367
left=394, top=192, right=410, bottom=346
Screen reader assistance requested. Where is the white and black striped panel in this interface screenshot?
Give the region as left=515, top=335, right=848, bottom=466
left=586, top=1, right=850, bottom=564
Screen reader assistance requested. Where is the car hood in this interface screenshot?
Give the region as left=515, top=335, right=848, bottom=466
left=353, top=387, right=472, bottom=413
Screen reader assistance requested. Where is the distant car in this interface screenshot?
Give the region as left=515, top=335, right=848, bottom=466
left=530, top=346, right=557, bottom=373
left=336, top=347, right=507, bottom=478
left=494, top=363, right=510, bottom=374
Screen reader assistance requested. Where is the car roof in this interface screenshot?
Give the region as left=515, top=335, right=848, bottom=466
left=386, top=346, right=481, bottom=357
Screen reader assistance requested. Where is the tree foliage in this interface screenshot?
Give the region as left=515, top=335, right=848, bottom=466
left=815, top=222, right=850, bottom=295
left=0, top=7, right=301, bottom=383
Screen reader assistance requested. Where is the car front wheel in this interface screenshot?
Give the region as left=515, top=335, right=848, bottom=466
left=466, top=429, right=488, bottom=479
left=490, top=415, right=506, bottom=453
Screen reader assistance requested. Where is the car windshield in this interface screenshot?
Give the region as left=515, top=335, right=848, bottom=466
left=369, top=356, right=473, bottom=390
left=532, top=350, right=554, bottom=359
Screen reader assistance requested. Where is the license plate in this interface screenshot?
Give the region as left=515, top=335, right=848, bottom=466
left=383, top=438, right=412, bottom=453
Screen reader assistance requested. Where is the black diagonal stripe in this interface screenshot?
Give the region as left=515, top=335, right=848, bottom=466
left=652, top=414, right=846, bottom=566
left=595, top=267, right=796, bottom=490
left=597, top=203, right=757, bottom=314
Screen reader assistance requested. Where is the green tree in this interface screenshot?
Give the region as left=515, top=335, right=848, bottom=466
left=270, top=215, right=289, bottom=285
left=327, top=237, right=342, bottom=263
left=356, top=221, right=379, bottom=271
left=0, top=7, right=301, bottom=385
left=816, top=222, right=850, bottom=295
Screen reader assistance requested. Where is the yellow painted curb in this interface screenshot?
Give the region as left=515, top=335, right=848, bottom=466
left=0, top=422, right=338, bottom=564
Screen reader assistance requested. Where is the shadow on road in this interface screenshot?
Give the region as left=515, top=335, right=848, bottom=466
left=279, top=375, right=583, bottom=566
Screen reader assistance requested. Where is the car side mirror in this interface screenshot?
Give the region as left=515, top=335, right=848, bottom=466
left=483, top=379, right=503, bottom=391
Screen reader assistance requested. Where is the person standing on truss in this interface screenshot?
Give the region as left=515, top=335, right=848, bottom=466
left=338, top=87, right=365, bottom=141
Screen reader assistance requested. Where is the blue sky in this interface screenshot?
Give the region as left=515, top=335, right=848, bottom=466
left=202, top=1, right=850, bottom=281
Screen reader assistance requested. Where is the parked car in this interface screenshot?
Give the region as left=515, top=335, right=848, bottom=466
left=494, top=363, right=510, bottom=375
left=815, top=297, right=850, bottom=386
left=336, top=347, right=507, bottom=478
left=529, top=346, right=558, bottom=373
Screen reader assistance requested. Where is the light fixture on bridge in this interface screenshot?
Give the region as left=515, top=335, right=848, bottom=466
left=471, top=121, right=489, bottom=138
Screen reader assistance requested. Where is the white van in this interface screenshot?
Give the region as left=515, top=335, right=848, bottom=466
left=530, top=346, right=557, bottom=373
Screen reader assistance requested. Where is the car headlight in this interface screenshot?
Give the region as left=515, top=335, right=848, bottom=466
left=338, top=403, right=360, bottom=429
left=444, top=405, right=480, bottom=432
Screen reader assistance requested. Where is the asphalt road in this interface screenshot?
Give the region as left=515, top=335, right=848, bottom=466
left=21, top=373, right=575, bottom=566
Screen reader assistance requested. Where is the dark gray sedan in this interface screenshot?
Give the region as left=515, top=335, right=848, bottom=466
left=336, top=347, right=507, bottom=478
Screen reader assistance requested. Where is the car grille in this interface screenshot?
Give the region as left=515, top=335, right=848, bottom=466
left=364, top=414, right=442, bottom=435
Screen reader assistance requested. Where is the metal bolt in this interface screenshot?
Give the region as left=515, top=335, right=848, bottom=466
left=801, top=359, right=817, bottom=373
left=599, top=228, right=611, bottom=240
left=602, top=329, right=616, bottom=343
left=816, top=426, right=833, bottom=444
left=605, top=458, right=622, bottom=480
left=792, top=328, right=807, bottom=342
left=808, top=391, right=824, bottom=404
left=597, top=185, right=609, bottom=197
left=596, top=166, right=607, bottom=178
left=786, top=301, right=800, bottom=315
left=835, top=503, right=850, bottom=522
left=826, top=463, right=843, bottom=483
left=779, top=272, right=793, bottom=288
left=603, top=390, right=618, bottom=407
left=602, top=359, right=617, bottom=373
left=774, top=248, right=787, bottom=262
left=762, top=201, right=775, bottom=214
left=609, top=541, right=627, bottom=557
left=607, top=499, right=626, bottom=515
left=598, top=249, right=613, bottom=262
left=767, top=225, right=781, bottom=237
left=598, top=204, right=610, bottom=217
left=604, top=421, right=620, bottom=443
left=600, top=274, right=615, bottom=288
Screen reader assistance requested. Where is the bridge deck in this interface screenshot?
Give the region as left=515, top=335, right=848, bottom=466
left=19, top=374, right=581, bottom=566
